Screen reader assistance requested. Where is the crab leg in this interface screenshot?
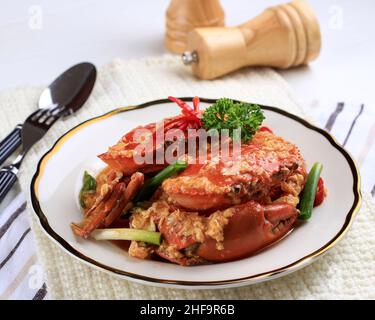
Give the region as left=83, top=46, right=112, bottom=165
left=104, top=172, right=144, bottom=227
left=71, top=173, right=144, bottom=238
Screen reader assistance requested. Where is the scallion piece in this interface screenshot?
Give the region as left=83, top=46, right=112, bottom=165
left=299, top=162, right=323, bottom=220
left=134, top=160, right=188, bottom=203
left=91, top=228, right=161, bottom=245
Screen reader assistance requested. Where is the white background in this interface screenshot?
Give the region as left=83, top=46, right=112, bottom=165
left=0, top=0, right=374, bottom=108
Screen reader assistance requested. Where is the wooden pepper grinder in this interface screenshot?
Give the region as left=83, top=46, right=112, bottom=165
left=165, top=0, right=225, bottom=54
left=182, top=0, right=321, bottom=80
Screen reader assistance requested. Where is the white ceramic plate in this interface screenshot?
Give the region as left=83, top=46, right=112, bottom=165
left=31, top=98, right=361, bottom=289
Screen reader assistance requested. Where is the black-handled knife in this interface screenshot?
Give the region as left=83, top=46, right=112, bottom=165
left=0, top=62, right=97, bottom=203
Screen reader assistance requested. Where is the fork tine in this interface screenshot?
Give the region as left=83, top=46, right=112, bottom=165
left=30, top=109, right=44, bottom=121
left=49, top=105, right=65, bottom=116
left=30, top=108, right=51, bottom=122
left=44, top=115, right=58, bottom=126
left=29, top=108, right=59, bottom=126
left=38, top=112, right=49, bottom=124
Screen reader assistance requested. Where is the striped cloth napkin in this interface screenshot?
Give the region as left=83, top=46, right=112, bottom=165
left=0, top=73, right=374, bottom=299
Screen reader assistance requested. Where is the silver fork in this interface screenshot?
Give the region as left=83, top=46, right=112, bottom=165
left=0, top=105, right=65, bottom=202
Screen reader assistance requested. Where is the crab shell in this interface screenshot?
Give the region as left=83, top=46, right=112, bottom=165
left=98, top=114, right=199, bottom=175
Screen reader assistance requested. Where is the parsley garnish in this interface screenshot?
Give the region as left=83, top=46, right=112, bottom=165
left=201, top=98, right=265, bottom=143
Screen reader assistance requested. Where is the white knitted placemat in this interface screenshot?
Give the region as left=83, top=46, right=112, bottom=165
left=3, top=55, right=373, bottom=299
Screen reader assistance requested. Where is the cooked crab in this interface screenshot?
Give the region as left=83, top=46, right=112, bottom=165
left=127, top=130, right=306, bottom=265
left=73, top=112, right=307, bottom=265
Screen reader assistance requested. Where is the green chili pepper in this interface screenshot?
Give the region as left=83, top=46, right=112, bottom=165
left=79, top=171, right=97, bottom=208
left=299, top=162, right=323, bottom=220
left=134, top=160, right=188, bottom=203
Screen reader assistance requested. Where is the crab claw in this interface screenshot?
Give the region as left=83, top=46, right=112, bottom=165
left=196, top=201, right=298, bottom=262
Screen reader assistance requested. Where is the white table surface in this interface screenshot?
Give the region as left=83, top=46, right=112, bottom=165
left=1, top=0, right=374, bottom=108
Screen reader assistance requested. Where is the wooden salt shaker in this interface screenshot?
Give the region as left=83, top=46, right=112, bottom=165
left=165, top=0, right=225, bottom=54
left=182, top=0, right=321, bottom=80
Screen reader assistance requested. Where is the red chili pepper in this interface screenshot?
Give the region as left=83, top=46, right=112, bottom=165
left=179, top=115, right=201, bottom=122
left=178, top=123, right=189, bottom=131
left=168, top=96, right=201, bottom=125
left=314, top=177, right=325, bottom=207
left=168, top=96, right=194, bottom=115
left=167, top=116, right=198, bottom=127
left=259, top=126, right=273, bottom=133
left=164, top=116, right=186, bottom=128
left=193, top=96, right=200, bottom=112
